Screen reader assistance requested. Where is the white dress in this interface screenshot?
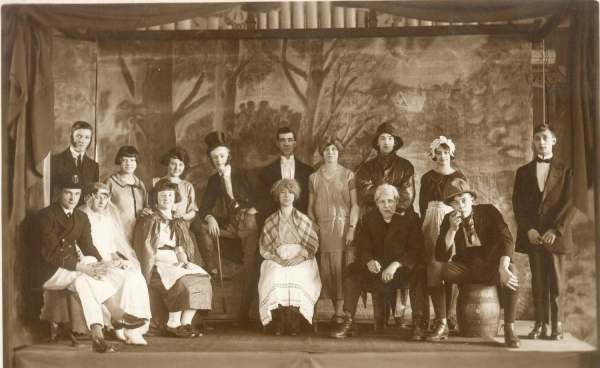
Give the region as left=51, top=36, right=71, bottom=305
left=87, top=211, right=152, bottom=332
left=258, top=218, right=322, bottom=326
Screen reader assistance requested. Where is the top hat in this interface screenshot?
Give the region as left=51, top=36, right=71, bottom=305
left=370, top=122, right=404, bottom=151
left=204, top=131, right=230, bottom=153
left=55, top=173, right=84, bottom=190
left=443, top=178, right=479, bottom=206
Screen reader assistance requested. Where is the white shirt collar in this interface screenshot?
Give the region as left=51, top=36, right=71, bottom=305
left=61, top=206, right=73, bottom=216
left=220, top=165, right=232, bottom=177
left=69, top=146, right=83, bottom=158
left=281, top=155, right=295, bottom=164
left=537, top=153, right=553, bottom=160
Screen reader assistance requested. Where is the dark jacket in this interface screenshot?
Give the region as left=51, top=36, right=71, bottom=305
left=355, top=154, right=416, bottom=213
left=258, top=157, right=314, bottom=215
left=51, top=148, right=99, bottom=205
left=35, top=202, right=102, bottom=285
left=435, top=204, right=514, bottom=265
left=198, top=166, right=264, bottom=228
left=512, top=158, right=576, bottom=254
left=353, top=210, right=425, bottom=271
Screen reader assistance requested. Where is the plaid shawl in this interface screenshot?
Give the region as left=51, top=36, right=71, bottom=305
left=260, top=209, right=319, bottom=260
left=134, top=211, right=196, bottom=284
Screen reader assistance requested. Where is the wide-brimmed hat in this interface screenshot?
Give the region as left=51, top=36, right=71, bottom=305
left=443, top=178, right=479, bottom=205
left=370, top=122, right=404, bottom=151
left=55, top=173, right=83, bottom=190
left=204, top=131, right=229, bottom=154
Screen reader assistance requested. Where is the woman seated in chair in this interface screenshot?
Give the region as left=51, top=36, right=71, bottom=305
left=134, top=179, right=212, bottom=338
left=258, top=179, right=321, bottom=335
left=80, top=182, right=151, bottom=345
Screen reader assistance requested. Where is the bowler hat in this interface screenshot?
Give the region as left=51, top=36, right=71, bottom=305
left=55, top=173, right=83, bottom=190
left=443, top=178, right=479, bottom=206
left=204, top=131, right=229, bottom=154
left=370, top=122, right=404, bottom=151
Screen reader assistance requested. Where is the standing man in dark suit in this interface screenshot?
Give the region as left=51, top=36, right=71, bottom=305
left=330, top=184, right=427, bottom=341
left=36, top=173, right=147, bottom=353
left=196, top=131, right=264, bottom=328
left=512, top=124, right=576, bottom=340
left=259, top=127, right=314, bottom=215
left=355, top=122, right=416, bottom=328
left=51, top=121, right=99, bottom=205
left=426, top=179, right=521, bottom=348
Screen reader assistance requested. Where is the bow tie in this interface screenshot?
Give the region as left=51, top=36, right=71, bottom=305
left=536, top=157, right=551, bottom=164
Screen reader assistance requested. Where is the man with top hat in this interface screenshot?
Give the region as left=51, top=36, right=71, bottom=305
left=426, top=178, right=521, bottom=348
left=51, top=121, right=99, bottom=206
left=258, top=126, right=314, bottom=216
left=35, top=173, right=147, bottom=353
left=196, top=131, right=264, bottom=328
left=355, top=122, right=416, bottom=328
left=512, top=124, right=576, bottom=341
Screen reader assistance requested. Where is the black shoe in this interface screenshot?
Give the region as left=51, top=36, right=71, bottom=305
left=270, top=310, right=284, bottom=336
left=232, top=318, right=249, bottom=329
left=425, top=319, right=449, bottom=341
left=111, top=313, right=148, bottom=330
left=504, top=322, right=521, bottom=348
left=92, top=336, right=116, bottom=353
left=330, top=311, right=358, bottom=338
left=395, top=316, right=408, bottom=329
left=409, top=316, right=425, bottom=341
left=550, top=322, right=564, bottom=340
left=165, top=325, right=195, bottom=338
left=447, top=316, right=458, bottom=331
left=199, top=320, right=214, bottom=331
left=184, top=324, right=202, bottom=337
left=528, top=321, right=548, bottom=339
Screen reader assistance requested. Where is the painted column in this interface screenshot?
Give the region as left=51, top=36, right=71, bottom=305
left=269, top=10, right=280, bottom=29
left=345, top=8, right=357, bottom=28
left=319, top=1, right=332, bottom=28
left=281, top=2, right=292, bottom=29
left=306, top=2, right=318, bottom=29
left=333, top=6, right=344, bottom=28
left=258, top=13, right=268, bottom=29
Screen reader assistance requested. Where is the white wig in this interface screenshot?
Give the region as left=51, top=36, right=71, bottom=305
left=374, top=184, right=400, bottom=203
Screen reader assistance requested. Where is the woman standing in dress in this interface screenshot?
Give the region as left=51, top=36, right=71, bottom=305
left=104, top=146, right=147, bottom=243
left=419, top=136, right=465, bottom=330
left=258, top=179, right=321, bottom=335
left=80, top=182, right=151, bottom=345
left=307, top=136, right=360, bottom=326
left=134, top=179, right=212, bottom=338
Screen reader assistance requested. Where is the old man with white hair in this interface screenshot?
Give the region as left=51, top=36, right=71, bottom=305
left=331, top=184, right=427, bottom=341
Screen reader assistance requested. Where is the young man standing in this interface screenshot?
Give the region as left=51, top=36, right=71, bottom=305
left=259, top=127, right=314, bottom=215
left=51, top=121, right=99, bottom=205
left=426, top=178, right=521, bottom=348
left=512, top=124, right=576, bottom=340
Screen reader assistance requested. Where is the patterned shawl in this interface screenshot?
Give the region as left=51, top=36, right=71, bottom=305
left=134, top=211, right=196, bottom=284
left=260, top=209, right=319, bottom=260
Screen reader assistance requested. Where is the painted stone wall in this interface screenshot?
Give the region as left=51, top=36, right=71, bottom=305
left=53, top=34, right=536, bottom=321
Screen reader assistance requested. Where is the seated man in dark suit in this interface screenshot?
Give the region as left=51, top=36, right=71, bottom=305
left=426, top=179, right=521, bottom=348
left=51, top=121, right=99, bottom=206
left=258, top=126, right=314, bottom=216
left=36, top=173, right=147, bottom=353
left=196, top=131, right=265, bottom=328
left=331, top=184, right=427, bottom=341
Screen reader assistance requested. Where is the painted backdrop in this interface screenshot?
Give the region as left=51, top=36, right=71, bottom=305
left=54, top=34, right=534, bottom=321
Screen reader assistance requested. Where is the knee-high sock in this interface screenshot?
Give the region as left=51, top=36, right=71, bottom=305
left=167, top=311, right=183, bottom=328
left=502, top=287, right=518, bottom=323
left=181, top=309, right=197, bottom=325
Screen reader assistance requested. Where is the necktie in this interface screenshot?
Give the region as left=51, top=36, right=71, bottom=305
left=220, top=175, right=236, bottom=213
left=67, top=212, right=73, bottom=226
left=463, top=214, right=477, bottom=245
left=536, top=157, right=551, bottom=164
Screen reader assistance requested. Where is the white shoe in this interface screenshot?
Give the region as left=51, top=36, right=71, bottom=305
left=114, top=329, right=126, bottom=341
left=124, top=329, right=147, bottom=345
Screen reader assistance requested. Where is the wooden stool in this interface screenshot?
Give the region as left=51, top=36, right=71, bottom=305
left=456, top=284, right=500, bottom=338
left=39, top=289, right=87, bottom=345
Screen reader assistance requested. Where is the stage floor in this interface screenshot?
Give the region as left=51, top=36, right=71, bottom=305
left=14, top=320, right=596, bottom=368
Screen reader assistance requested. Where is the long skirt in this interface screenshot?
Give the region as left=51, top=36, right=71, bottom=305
left=258, top=258, right=322, bottom=326
left=422, top=201, right=454, bottom=264
left=102, top=266, right=152, bottom=334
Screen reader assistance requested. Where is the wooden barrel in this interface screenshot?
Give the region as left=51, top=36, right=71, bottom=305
left=456, top=284, right=500, bottom=338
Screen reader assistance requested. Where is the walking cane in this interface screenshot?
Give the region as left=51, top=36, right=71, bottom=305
left=215, top=235, right=227, bottom=314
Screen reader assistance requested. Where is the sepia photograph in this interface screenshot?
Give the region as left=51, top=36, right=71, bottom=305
left=1, top=0, right=598, bottom=367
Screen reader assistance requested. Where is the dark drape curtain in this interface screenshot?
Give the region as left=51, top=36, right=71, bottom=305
left=337, top=1, right=570, bottom=22
left=564, top=1, right=598, bottom=216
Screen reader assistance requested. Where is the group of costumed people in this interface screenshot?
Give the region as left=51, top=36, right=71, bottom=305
left=35, top=120, right=574, bottom=352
